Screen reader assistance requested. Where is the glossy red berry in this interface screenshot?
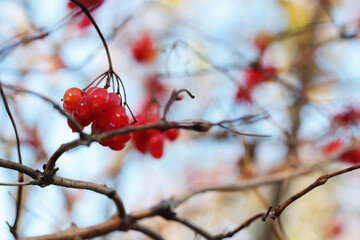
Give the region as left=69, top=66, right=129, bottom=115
left=107, top=93, right=121, bottom=108
left=76, top=96, right=94, bottom=118
left=85, top=87, right=97, bottom=96
left=73, top=109, right=92, bottom=127
left=110, top=106, right=129, bottom=127
left=89, top=88, right=109, bottom=111
left=63, top=87, right=83, bottom=110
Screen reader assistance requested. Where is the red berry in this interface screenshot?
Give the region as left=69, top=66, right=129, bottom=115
left=92, top=110, right=111, bottom=128
left=235, top=86, right=252, bottom=104
left=244, top=68, right=265, bottom=89
left=85, top=87, right=97, bottom=96
left=68, top=0, right=104, bottom=10
left=107, top=93, right=121, bottom=108
left=89, top=88, right=109, bottom=111
left=73, top=109, right=92, bottom=127
left=334, top=107, right=359, bottom=126
left=109, top=106, right=129, bottom=127
left=132, top=130, right=148, bottom=154
left=76, top=96, right=94, bottom=118
left=148, top=133, right=165, bottom=159
left=109, top=141, right=126, bottom=151
left=63, top=87, right=83, bottom=110
left=339, top=148, right=360, bottom=164
left=63, top=102, right=72, bottom=114
left=323, top=139, right=343, bottom=156
left=166, top=129, right=180, bottom=141
left=130, top=33, right=157, bottom=64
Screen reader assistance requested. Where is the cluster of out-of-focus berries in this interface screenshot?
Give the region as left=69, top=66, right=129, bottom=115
left=322, top=107, right=360, bottom=164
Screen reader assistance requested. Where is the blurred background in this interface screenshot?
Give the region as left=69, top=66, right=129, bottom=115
left=1, top=0, right=360, bottom=239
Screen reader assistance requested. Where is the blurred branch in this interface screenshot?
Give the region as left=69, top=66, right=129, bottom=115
left=0, top=82, right=24, bottom=238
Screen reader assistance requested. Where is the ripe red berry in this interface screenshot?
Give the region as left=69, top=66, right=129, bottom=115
left=89, top=88, right=109, bottom=111
left=334, top=107, right=359, bottom=126
left=63, top=87, right=83, bottom=110
left=109, top=141, right=126, bottom=151
left=339, top=148, right=360, bottom=164
left=244, top=68, right=265, bottom=89
left=73, top=109, right=92, bottom=127
left=322, top=139, right=343, bottom=156
left=76, top=96, right=94, bottom=118
left=109, top=106, right=129, bottom=127
left=130, top=33, right=157, bottom=64
left=148, top=133, right=165, bottom=159
left=235, top=86, right=252, bottom=104
left=166, top=128, right=180, bottom=141
left=107, top=93, right=121, bottom=108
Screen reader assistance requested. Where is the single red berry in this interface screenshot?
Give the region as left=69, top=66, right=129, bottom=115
left=334, top=107, right=359, bottom=126
left=166, top=128, right=180, bottom=141
left=235, top=86, right=252, bottom=104
left=68, top=0, right=104, bottom=10
left=244, top=68, right=265, bottom=89
left=130, top=33, right=157, bottom=64
left=322, top=139, right=343, bottom=156
left=76, top=96, right=94, bottom=118
left=63, top=87, right=83, bottom=110
left=109, top=141, right=126, bottom=151
left=73, top=109, right=92, bottom=127
left=148, top=133, right=165, bottom=159
left=110, top=106, right=129, bottom=127
left=132, top=130, right=148, bottom=154
left=107, top=93, right=121, bottom=108
left=339, top=148, right=360, bottom=164
left=92, top=110, right=111, bottom=128
left=89, top=88, right=109, bottom=111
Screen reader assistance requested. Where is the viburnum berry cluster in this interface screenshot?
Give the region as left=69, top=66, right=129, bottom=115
left=131, top=104, right=180, bottom=159
left=62, top=87, right=131, bottom=151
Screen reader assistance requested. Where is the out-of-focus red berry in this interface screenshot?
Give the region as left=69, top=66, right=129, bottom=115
left=322, top=139, right=343, bottom=156
left=166, top=128, right=180, bottom=141
left=68, top=0, right=104, bottom=10
left=334, top=107, right=359, bottom=126
left=235, top=86, right=252, bottom=104
left=148, top=133, right=165, bottom=159
left=130, top=33, right=158, bottom=64
left=339, top=148, right=360, bottom=164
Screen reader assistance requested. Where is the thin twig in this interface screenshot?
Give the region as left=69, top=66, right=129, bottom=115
left=0, top=81, right=24, bottom=238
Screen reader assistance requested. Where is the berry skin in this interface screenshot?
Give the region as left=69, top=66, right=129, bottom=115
left=89, top=87, right=109, bottom=111
left=85, top=87, right=97, bottom=96
left=109, top=106, right=129, bottom=127
left=63, top=87, right=83, bottom=110
left=166, top=129, right=180, bottom=141
left=73, top=110, right=92, bottom=127
left=107, top=93, right=121, bottom=108
left=148, top=133, right=165, bottom=159
left=76, top=96, right=94, bottom=118
left=339, top=148, right=360, bottom=165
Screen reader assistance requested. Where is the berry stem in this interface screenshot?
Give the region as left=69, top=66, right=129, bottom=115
left=70, top=0, right=113, bottom=70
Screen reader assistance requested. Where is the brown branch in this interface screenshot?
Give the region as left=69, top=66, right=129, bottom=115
left=269, top=163, right=360, bottom=219
left=128, top=223, right=165, bottom=240
left=18, top=216, right=122, bottom=240
left=162, top=89, right=195, bottom=120
left=0, top=82, right=24, bottom=238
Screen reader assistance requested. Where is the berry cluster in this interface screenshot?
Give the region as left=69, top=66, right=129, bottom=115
left=132, top=111, right=180, bottom=159
left=130, top=32, right=158, bottom=64
left=63, top=87, right=131, bottom=151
